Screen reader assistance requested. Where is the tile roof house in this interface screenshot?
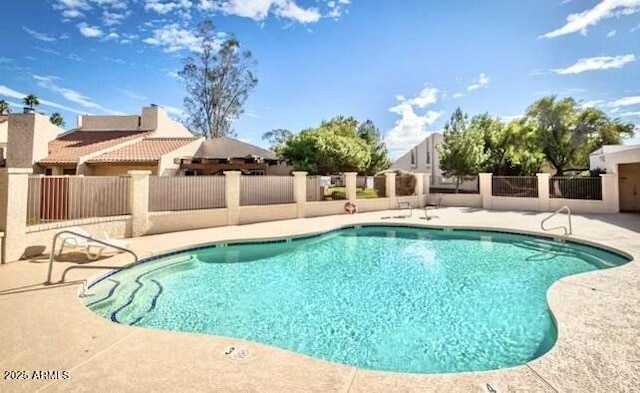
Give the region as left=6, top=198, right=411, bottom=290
left=7, top=105, right=289, bottom=176
left=36, top=106, right=203, bottom=176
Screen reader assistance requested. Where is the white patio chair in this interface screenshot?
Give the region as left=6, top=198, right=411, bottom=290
left=57, top=227, right=130, bottom=261
left=422, top=197, right=442, bottom=220
left=396, top=198, right=413, bottom=218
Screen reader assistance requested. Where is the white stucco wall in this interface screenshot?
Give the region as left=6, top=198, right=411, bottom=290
left=157, top=138, right=204, bottom=176
left=590, top=145, right=640, bottom=173
left=391, top=133, right=443, bottom=177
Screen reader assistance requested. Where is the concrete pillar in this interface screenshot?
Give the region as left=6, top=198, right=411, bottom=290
left=0, top=168, right=32, bottom=262
left=479, top=173, right=493, bottom=210
left=385, top=172, right=397, bottom=208
left=292, top=171, right=308, bottom=218
left=413, top=173, right=425, bottom=207
left=601, top=173, right=619, bottom=213
left=424, top=174, right=431, bottom=196
left=225, top=171, right=241, bottom=225
left=128, top=170, right=151, bottom=237
left=345, top=172, right=357, bottom=203
left=537, top=173, right=550, bottom=212
left=414, top=173, right=424, bottom=195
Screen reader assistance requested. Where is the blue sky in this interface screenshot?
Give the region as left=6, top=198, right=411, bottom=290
left=1, top=0, right=639, bottom=157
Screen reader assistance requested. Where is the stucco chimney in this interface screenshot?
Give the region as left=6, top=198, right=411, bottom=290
left=6, top=112, right=60, bottom=169
left=77, top=115, right=83, bottom=129
left=140, top=105, right=165, bottom=131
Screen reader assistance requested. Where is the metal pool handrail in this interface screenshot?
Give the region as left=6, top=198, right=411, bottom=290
left=45, top=230, right=139, bottom=285
left=540, top=205, right=573, bottom=236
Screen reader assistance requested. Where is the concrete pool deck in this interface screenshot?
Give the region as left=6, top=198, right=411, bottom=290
left=0, top=208, right=638, bottom=392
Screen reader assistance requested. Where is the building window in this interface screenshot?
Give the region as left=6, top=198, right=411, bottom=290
left=410, top=148, right=416, bottom=167
left=62, top=168, right=76, bottom=175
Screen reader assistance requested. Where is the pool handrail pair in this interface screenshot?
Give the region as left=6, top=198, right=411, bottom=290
left=540, top=205, right=573, bottom=236
left=45, top=230, right=139, bottom=286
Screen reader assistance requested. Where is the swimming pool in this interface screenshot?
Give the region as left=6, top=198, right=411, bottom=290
left=83, top=225, right=630, bottom=374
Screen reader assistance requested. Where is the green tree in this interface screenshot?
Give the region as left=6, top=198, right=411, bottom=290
left=437, top=108, right=487, bottom=192
left=262, top=129, right=292, bottom=150
left=473, top=114, right=544, bottom=175
left=278, top=116, right=371, bottom=175
left=0, top=99, right=10, bottom=115
left=23, top=94, right=39, bottom=110
left=357, top=120, right=391, bottom=175
left=49, top=112, right=65, bottom=127
left=181, top=20, right=258, bottom=138
left=525, top=97, right=634, bottom=175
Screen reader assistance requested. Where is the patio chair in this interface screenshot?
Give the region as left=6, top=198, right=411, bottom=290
left=422, top=197, right=442, bottom=220
left=396, top=198, right=413, bottom=218
left=57, top=227, right=131, bottom=261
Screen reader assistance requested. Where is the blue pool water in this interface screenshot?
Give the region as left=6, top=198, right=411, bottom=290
left=84, top=225, right=629, bottom=373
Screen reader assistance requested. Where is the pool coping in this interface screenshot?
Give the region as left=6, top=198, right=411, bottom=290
left=3, top=209, right=639, bottom=391
left=78, top=220, right=637, bottom=379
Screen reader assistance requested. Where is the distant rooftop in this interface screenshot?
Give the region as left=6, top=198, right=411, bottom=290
left=195, top=136, right=277, bottom=160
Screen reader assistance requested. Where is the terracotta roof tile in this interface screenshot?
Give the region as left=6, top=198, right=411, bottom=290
left=39, top=130, right=152, bottom=165
left=86, top=138, right=197, bottom=164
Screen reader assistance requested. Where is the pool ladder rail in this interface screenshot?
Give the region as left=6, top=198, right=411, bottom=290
left=45, top=230, right=139, bottom=287
left=540, top=205, right=573, bottom=236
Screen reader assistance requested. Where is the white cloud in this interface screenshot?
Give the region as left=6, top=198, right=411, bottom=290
left=67, top=53, right=84, bottom=62
left=553, top=54, right=635, bottom=74
left=501, top=115, right=523, bottom=122
left=102, top=10, right=130, bottom=26
left=579, top=99, right=605, bottom=108
left=608, top=96, right=640, bottom=107
left=632, top=22, right=640, bottom=32
left=0, top=84, right=86, bottom=114
left=541, top=0, right=640, bottom=39
left=104, top=32, right=120, bottom=41
left=34, top=46, right=62, bottom=56
left=53, top=0, right=91, bottom=18
left=467, top=73, right=490, bottom=91
left=77, top=22, right=103, bottom=38
left=618, top=111, right=640, bottom=117
left=385, top=87, right=443, bottom=154
left=201, top=0, right=321, bottom=23
left=144, top=0, right=193, bottom=15
left=160, top=104, right=185, bottom=117
left=452, top=93, right=465, bottom=99
left=62, top=9, right=85, bottom=18
left=404, top=86, right=439, bottom=108
left=607, top=29, right=617, bottom=37
left=167, top=71, right=182, bottom=80
left=118, top=89, right=148, bottom=100
left=143, top=24, right=204, bottom=52
left=103, top=56, right=127, bottom=64
left=33, top=75, right=123, bottom=114
left=22, top=26, right=57, bottom=42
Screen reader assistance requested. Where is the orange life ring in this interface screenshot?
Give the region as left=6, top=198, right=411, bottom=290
left=344, top=201, right=358, bottom=214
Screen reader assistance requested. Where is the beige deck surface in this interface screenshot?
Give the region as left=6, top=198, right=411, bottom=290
left=0, top=208, right=638, bottom=392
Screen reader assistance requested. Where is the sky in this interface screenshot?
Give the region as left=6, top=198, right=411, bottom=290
left=1, top=0, right=639, bottom=157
